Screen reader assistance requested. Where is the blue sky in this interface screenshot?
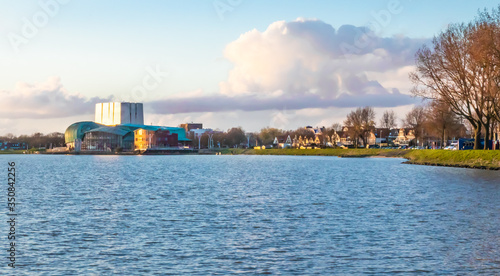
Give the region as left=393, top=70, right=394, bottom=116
left=1, top=0, right=499, bottom=135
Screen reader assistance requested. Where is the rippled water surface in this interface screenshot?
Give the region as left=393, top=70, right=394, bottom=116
left=1, top=155, right=500, bottom=275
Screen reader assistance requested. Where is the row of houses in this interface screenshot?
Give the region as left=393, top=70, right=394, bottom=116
left=273, top=127, right=421, bottom=148
left=0, top=142, right=28, bottom=151
left=274, top=125, right=500, bottom=149
left=337, top=127, right=417, bottom=147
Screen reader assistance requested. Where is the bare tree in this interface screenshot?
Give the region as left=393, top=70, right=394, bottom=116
left=331, top=123, right=343, bottom=132
left=410, top=6, right=500, bottom=149
left=410, top=23, right=482, bottom=148
left=425, top=100, right=463, bottom=147
left=344, top=106, right=375, bottom=147
left=344, top=110, right=362, bottom=148
left=469, top=9, right=500, bottom=148
left=475, top=7, right=500, bottom=126
left=361, top=107, right=376, bottom=146
left=403, top=106, right=426, bottom=146
left=225, top=127, right=246, bottom=148
left=380, top=110, right=397, bottom=129
left=292, top=127, right=315, bottom=140
left=258, top=127, right=284, bottom=145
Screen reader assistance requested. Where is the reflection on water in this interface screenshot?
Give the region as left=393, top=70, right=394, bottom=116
left=1, top=155, right=499, bottom=275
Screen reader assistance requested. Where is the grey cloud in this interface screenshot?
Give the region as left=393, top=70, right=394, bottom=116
left=0, top=77, right=111, bottom=119
left=286, top=20, right=428, bottom=61
left=149, top=89, right=417, bottom=114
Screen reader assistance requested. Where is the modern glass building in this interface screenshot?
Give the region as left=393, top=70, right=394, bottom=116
left=65, top=102, right=191, bottom=152
left=65, top=123, right=191, bottom=152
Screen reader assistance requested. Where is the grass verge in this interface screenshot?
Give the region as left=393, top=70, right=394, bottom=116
left=0, top=150, right=27, bottom=154
left=0, top=149, right=46, bottom=154
left=403, top=150, right=500, bottom=170
left=219, top=148, right=500, bottom=170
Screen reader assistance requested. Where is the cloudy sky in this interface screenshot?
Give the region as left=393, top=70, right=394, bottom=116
left=1, top=0, right=499, bottom=135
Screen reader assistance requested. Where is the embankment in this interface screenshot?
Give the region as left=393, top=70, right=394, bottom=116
left=219, top=148, right=500, bottom=170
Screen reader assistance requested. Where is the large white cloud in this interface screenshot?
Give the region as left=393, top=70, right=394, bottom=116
left=221, top=18, right=425, bottom=97
left=151, top=18, right=427, bottom=114
left=0, top=77, right=110, bottom=119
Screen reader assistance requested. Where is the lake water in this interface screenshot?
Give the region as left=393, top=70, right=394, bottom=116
left=1, top=155, right=499, bottom=275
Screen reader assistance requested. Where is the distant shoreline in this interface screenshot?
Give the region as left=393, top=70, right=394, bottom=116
left=218, top=148, right=500, bottom=171
left=2, top=148, right=499, bottom=170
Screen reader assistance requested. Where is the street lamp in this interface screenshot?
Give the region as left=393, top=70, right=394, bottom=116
left=208, top=134, right=214, bottom=149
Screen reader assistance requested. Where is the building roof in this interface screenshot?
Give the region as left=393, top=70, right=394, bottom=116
left=86, top=126, right=132, bottom=137
left=161, top=127, right=190, bottom=141
left=65, top=121, right=102, bottom=144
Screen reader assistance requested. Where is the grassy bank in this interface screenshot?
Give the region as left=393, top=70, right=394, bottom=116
left=219, top=148, right=500, bottom=170
left=403, top=150, right=500, bottom=170
left=0, top=148, right=48, bottom=154
left=0, top=150, right=33, bottom=154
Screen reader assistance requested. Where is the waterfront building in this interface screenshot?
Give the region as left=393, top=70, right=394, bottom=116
left=275, top=135, right=292, bottom=148
left=80, top=125, right=134, bottom=152
left=331, top=131, right=341, bottom=145
left=373, top=128, right=390, bottom=145
left=394, top=128, right=415, bottom=146
left=64, top=121, right=102, bottom=150
left=65, top=122, right=190, bottom=152
left=65, top=103, right=191, bottom=152
left=338, top=127, right=356, bottom=146
left=305, top=126, right=327, bottom=137
left=133, top=127, right=179, bottom=150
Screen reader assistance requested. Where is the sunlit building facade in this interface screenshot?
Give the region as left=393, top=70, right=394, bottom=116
left=65, top=102, right=190, bottom=152
left=95, top=102, right=144, bottom=126
left=134, top=128, right=179, bottom=150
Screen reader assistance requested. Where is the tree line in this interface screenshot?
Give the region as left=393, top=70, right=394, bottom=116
left=189, top=126, right=321, bottom=149
left=191, top=101, right=468, bottom=149
left=343, top=105, right=467, bottom=148
left=0, top=132, right=65, bottom=149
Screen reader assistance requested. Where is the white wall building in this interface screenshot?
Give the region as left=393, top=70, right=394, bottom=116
left=191, top=128, right=213, bottom=138
left=95, top=102, right=144, bottom=126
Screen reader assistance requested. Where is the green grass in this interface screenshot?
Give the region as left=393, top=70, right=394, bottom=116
left=220, top=148, right=500, bottom=170
left=404, top=150, right=500, bottom=170
left=0, top=149, right=45, bottom=154
left=0, top=150, right=26, bottom=154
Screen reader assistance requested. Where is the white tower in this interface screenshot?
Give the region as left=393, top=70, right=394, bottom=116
left=95, top=102, right=144, bottom=126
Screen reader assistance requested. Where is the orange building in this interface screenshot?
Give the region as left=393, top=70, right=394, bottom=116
left=134, top=128, right=179, bottom=150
